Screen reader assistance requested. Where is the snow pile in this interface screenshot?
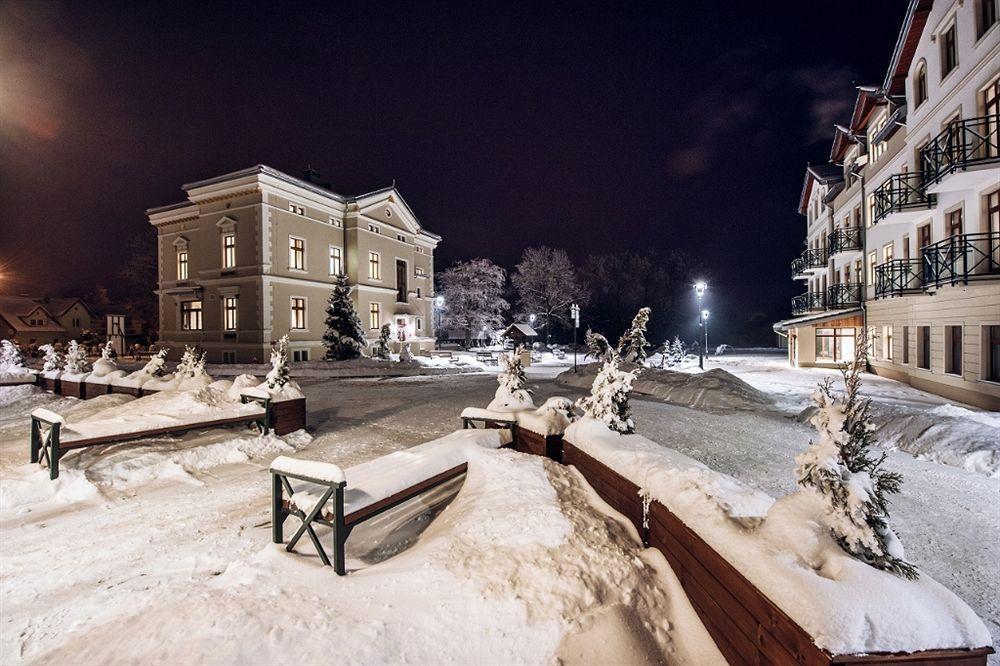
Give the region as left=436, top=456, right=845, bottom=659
left=564, top=417, right=992, bottom=654
left=86, top=342, right=125, bottom=385
left=516, top=396, right=578, bottom=436
left=111, top=348, right=170, bottom=390
left=559, top=364, right=776, bottom=413
left=0, top=466, right=102, bottom=512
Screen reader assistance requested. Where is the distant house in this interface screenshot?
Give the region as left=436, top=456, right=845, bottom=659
left=0, top=296, right=104, bottom=348
left=501, top=323, right=537, bottom=347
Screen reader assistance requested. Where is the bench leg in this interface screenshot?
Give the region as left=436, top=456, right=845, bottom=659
left=30, top=418, right=40, bottom=464
left=271, top=473, right=285, bottom=544
left=49, top=428, right=60, bottom=481
left=333, top=486, right=347, bottom=576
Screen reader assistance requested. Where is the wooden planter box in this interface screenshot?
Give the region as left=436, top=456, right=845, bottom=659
left=59, top=380, right=86, bottom=399
left=42, top=376, right=60, bottom=393
left=512, top=428, right=563, bottom=463
left=84, top=382, right=111, bottom=399
left=560, top=440, right=992, bottom=665
left=110, top=384, right=143, bottom=397
left=270, top=397, right=306, bottom=436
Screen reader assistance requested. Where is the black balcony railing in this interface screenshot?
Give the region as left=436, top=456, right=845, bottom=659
left=791, top=247, right=828, bottom=276
left=921, top=115, right=1000, bottom=184
left=827, top=283, right=863, bottom=309
left=874, top=259, right=922, bottom=298
left=871, top=172, right=936, bottom=224
left=791, top=291, right=826, bottom=315
left=828, top=228, right=863, bottom=255
left=923, top=231, right=1000, bottom=288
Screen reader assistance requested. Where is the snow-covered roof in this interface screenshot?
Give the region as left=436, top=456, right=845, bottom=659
left=772, top=307, right=863, bottom=332
left=0, top=296, right=66, bottom=333
left=503, top=323, right=537, bottom=337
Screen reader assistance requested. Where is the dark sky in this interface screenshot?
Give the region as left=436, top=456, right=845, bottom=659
left=0, top=1, right=907, bottom=341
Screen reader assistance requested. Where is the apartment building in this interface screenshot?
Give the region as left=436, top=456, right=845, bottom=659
left=776, top=0, right=1000, bottom=410
left=148, top=165, right=441, bottom=363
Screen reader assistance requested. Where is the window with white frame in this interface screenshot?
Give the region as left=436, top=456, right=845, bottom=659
left=368, top=224, right=380, bottom=233
left=369, top=251, right=381, bottom=280
left=369, top=302, right=380, bottom=330
left=882, top=243, right=893, bottom=264
left=177, top=250, right=189, bottom=280
left=289, top=237, right=305, bottom=270
left=868, top=113, right=887, bottom=162
left=330, top=217, right=343, bottom=228
left=867, top=251, right=877, bottom=284
left=913, top=61, right=928, bottom=107
left=181, top=300, right=203, bottom=331
left=329, top=246, right=343, bottom=275
left=940, top=23, right=958, bottom=79
left=288, top=202, right=305, bottom=215
left=292, top=349, right=309, bottom=362
left=223, top=296, right=238, bottom=331
left=290, top=297, right=307, bottom=330
left=222, top=233, right=236, bottom=268
left=979, top=0, right=998, bottom=38
left=415, top=266, right=426, bottom=276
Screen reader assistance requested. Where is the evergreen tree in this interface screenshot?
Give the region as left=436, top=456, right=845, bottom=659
left=175, top=346, right=200, bottom=377
left=375, top=324, right=392, bottom=360
left=0, top=340, right=24, bottom=369
left=39, top=344, right=63, bottom=373
left=796, top=334, right=917, bottom=579
left=142, top=348, right=169, bottom=376
left=498, top=345, right=530, bottom=395
left=63, top=340, right=90, bottom=374
left=669, top=336, right=685, bottom=366
left=577, top=354, right=637, bottom=434
left=265, top=335, right=291, bottom=389
left=100, top=340, right=116, bottom=360
left=618, top=307, right=651, bottom=363
left=323, top=274, right=366, bottom=361
left=584, top=328, right=612, bottom=362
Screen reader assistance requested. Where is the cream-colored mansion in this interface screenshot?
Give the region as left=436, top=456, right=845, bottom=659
left=776, top=0, right=999, bottom=410
left=149, top=165, right=441, bottom=363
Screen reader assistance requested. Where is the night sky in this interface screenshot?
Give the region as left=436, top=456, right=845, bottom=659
left=0, top=1, right=907, bottom=341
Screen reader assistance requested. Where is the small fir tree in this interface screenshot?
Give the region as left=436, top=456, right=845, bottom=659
left=63, top=340, right=90, bottom=374
left=100, top=340, right=117, bottom=360
left=323, top=275, right=366, bottom=361
left=584, top=328, right=613, bottom=362
left=617, top=307, right=651, bottom=363
left=577, top=354, right=637, bottom=434
left=668, top=336, right=685, bottom=367
left=375, top=324, right=392, bottom=360
left=265, top=335, right=291, bottom=389
left=40, top=344, right=63, bottom=373
left=175, top=346, right=199, bottom=377
left=399, top=342, right=414, bottom=363
left=796, top=333, right=917, bottom=580
left=0, top=340, right=25, bottom=369
left=142, top=348, right=169, bottom=376
left=498, top=345, right=531, bottom=395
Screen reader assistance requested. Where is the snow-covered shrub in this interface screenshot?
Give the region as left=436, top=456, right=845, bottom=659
left=40, top=344, right=63, bottom=372
left=577, top=354, right=637, bottom=434
left=0, top=340, right=25, bottom=369
left=175, top=346, right=200, bottom=377
left=618, top=307, right=651, bottom=363
left=715, top=343, right=730, bottom=356
left=265, top=335, right=290, bottom=389
left=141, top=348, right=169, bottom=377
left=584, top=328, right=612, bottom=362
left=62, top=340, right=90, bottom=374
left=399, top=342, right=414, bottom=363
left=90, top=340, right=120, bottom=377
left=100, top=340, right=116, bottom=361
left=323, top=274, right=366, bottom=360
left=486, top=345, right=535, bottom=411
left=796, top=344, right=917, bottom=580
left=374, top=324, right=392, bottom=360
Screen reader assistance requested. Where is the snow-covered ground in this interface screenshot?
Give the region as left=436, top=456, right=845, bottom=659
left=1, top=353, right=996, bottom=663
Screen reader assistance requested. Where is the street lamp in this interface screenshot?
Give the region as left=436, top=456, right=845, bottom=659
left=570, top=303, right=580, bottom=373
left=434, top=295, right=445, bottom=350
left=694, top=282, right=707, bottom=370
left=700, top=309, right=710, bottom=369
left=529, top=313, right=537, bottom=325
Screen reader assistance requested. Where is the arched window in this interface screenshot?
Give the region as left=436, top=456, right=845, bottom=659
left=913, top=60, right=928, bottom=108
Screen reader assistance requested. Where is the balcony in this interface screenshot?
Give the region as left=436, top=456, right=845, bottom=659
left=871, top=172, right=935, bottom=224
left=827, top=283, right=863, bottom=309
left=874, top=259, right=922, bottom=298
left=923, top=231, right=1000, bottom=289
left=791, top=291, right=826, bottom=315
left=828, top=228, right=862, bottom=255
left=922, top=115, right=1000, bottom=192
left=791, top=248, right=827, bottom=278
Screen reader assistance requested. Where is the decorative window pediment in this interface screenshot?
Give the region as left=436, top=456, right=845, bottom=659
left=173, top=235, right=190, bottom=250
left=216, top=215, right=238, bottom=231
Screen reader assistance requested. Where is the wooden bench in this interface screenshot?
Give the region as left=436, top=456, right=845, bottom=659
left=270, top=430, right=509, bottom=575
left=429, top=350, right=453, bottom=359
left=29, top=393, right=272, bottom=480
left=475, top=351, right=498, bottom=366
left=459, top=408, right=517, bottom=438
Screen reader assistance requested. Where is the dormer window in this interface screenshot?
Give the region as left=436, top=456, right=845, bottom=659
left=868, top=113, right=887, bottom=162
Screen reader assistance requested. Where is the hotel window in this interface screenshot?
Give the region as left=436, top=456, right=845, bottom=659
left=290, top=297, right=306, bottom=330
left=883, top=326, right=894, bottom=362
left=369, top=251, right=381, bottom=280
left=987, top=190, right=1000, bottom=235
left=867, top=251, right=877, bottom=284
left=868, top=114, right=887, bottom=161
left=987, top=325, right=1000, bottom=381
left=181, top=300, right=203, bottom=331
left=222, top=233, right=236, bottom=268
left=903, top=326, right=910, bottom=364
left=940, top=23, right=958, bottom=79
left=292, top=350, right=309, bottom=362
left=222, top=351, right=237, bottom=364
left=397, top=234, right=406, bottom=243
left=947, top=209, right=963, bottom=237
left=866, top=194, right=876, bottom=227
left=288, top=202, right=305, bottom=215
left=854, top=258, right=862, bottom=281
left=289, top=236, right=305, bottom=270
left=977, top=0, right=997, bottom=38
left=815, top=328, right=856, bottom=364
left=177, top=250, right=189, bottom=280
left=329, top=246, right=343, bottom=276
left=330, top=217, right=343, bottom=228
left=415, top=266, right=426, bottom=276
left=369, top=302, right=380, bottom=330
left=946, top=326, right=963, bottom=375
left=368, top=224, right=380, bottom=233
left=913, top=62, right=928, bottom=107
left=917, top=326, right=931, bottom=369
left=882, top=243, right=893, bottom=264
left=223, top=296, right=238, bottom=331
left=902, top=235, right=911, bottom=260
left=415, top=246, right=423, bottom=254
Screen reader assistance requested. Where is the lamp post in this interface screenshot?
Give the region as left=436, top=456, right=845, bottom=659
left=694, top=281, right=707, bottom=370
left=570, top=303, right=580, bottom=373
left=701, top=310, right=710, bottom=368
left=434, top=295, right=445, bottom=350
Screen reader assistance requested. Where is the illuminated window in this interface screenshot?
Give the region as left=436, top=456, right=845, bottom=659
left=883, top=243, right=893, bottom=263
left=177, top=250, right=189, bottom=280
left=181, top=300, right=202, bottom=331
left=369, top=251, right=381, bottom=280
left=222, top=233, right=236, bottom=268
left=290, top=297, right=306, bottom=330
left=868, top=114, right=887, bottom=162
left=288, top=202, right=305, bottom=215
left=368, top=224, right=380, bottom=233
left=329, top=246, right=343, bottom=276
left=415, top=266, right=426, bottom=276
left=369, top=302, right=380, bottom=330
left=289, top=237, right=305, bottom=270
left=815, top=328, right=856, bottom=363
left=223, top=296, right=238, bottom=331
left=867, top=252, right=877, bottom=284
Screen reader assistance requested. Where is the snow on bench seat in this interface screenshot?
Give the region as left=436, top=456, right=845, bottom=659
left=285, top=428, right=510, bottom=522
left=30, top=407, right=65, bottom=425
left=459, top=407, right=518, bottom=423
left=271, top=456, right=345, bottom=484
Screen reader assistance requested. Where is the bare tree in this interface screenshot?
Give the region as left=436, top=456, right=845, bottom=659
left=437, top=258, right=509, bottom=348
left=511, top=246, right=589, bottom=343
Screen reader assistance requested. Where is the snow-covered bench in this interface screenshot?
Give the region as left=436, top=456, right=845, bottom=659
left=459, top=407, right=518, bottom=437
left=475, top=351, right=498, bottom=366
left=29, top=392, right=273, bottom=480
left=270, top=429, right=511, bottom=575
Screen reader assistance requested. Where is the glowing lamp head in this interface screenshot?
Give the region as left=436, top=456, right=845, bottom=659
left=435, top=296, right=445, bottom=307
left=694, top=281, right=707, bottom=297
left=701, top=309, right=710, bottom=320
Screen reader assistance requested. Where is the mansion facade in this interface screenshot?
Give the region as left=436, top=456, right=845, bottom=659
left=775, top=0, right=999, bottom=410
left=149, top=165, right=441, bottom=363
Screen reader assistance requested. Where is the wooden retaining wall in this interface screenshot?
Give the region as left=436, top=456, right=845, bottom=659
left=59, top=380, right=86, bottom=399
left=508, top=429, right=991, bottom=665
left=270, top=398, right=306, bottom=436
left=511, top=428, right=563, bottom=463
left=84, top=382, right=111, bottom=399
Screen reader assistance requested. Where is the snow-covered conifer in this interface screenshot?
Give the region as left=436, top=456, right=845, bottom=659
left=669, top=336, right=685, bottom=367
left=375, top=324, right=392, bottom=360
left=265, top=335, right=290, bottom=389
left=399, top=342, right=414, bottom=363
left=40, top=344, right=63, bottom=373
left=617, top=307, right=651, bottom=363
left=584, top=328, right=612, bottom=362
left=175, top=346, right=199, bottom=377
left=0, top=340, right=25, bottom=369
left=796, top=337, right=917, bottom=579
left=498, top=345, right=530, bottom=395
left=142, top=348, right=169, bottom=376
left=62, top=340, right=90, bottom=374
left=577, top=354, right=636, bottom=434
left=323, top=275, right=366, bottom=361
left=100, top=340, right=116, bottom=360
